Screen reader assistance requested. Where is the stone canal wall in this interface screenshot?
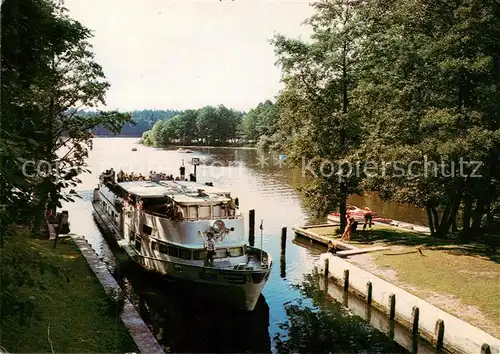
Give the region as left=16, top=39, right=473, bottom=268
left=316, top=253, right=500, bottom=354
left=70, top=234, right=164, bottom=353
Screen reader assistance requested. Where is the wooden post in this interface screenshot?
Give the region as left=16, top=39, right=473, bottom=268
left=366, top=281, right=372, bottom=305
left=411, top=306, right=419, bottom=335
left=249, top=209, right=255, bottom=246
left=281, top=227, right=287, bottom=256
left=435, top=319, right=444, bottom=352
left=324, top=258, right=329, bottom=277
left=280, top=255, right=286, bottom=278
left=481, top=344, right=491, bottom=354
left=389, top=293, right=396, bottom=320
left=343, top=269, right=349, bottom=292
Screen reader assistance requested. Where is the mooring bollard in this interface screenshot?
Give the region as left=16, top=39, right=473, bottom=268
left=366, top=281, right=372, bottom=305
left=411, top=306, right=420, bottom=335
left=281, top=227, right=287, bottom=256
left=324, top=258, right=329, bottom=277
left=435, top=319, right=445, bottom=351
left=481, top=344, right=491, bottom=354
left=249, top=209, right=255, bottom=246
left=343, top=269, right=349, bottom=292
left=389, top=293, right=396, bottom=320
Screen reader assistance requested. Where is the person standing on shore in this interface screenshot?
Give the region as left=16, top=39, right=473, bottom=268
left=363, top=207, right=373, bottom=230
left=340, top=217, right=354, bottom=242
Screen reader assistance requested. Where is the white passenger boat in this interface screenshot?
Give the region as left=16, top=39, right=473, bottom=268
left=92, top=169, right=272, bottom=311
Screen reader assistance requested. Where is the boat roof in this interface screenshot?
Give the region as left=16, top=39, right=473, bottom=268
left=116, top=180, right=231, bottom=205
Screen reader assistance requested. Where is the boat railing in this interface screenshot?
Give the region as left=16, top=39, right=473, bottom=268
left=142, top=209, right=243, bottom=221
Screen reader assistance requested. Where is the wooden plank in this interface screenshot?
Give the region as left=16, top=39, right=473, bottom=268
left=302, top=223, right=340, bottom=229
left=336, top=246, right=387, bottom=257
left=293, top=226, right=356, bottom=250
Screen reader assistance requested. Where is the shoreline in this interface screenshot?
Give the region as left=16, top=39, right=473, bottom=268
left=295, top=224, right=500, bottom=339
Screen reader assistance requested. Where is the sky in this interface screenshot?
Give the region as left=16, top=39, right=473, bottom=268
left=64, top=0, right=315, bottom=112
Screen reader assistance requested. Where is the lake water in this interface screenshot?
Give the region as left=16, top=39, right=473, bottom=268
left=64, top=137, right=429, bottom=353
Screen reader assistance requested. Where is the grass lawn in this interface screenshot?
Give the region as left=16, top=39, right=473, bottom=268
left=1, top=228, right=138, bottom=353
left=350, top=224, right=500, bottom=337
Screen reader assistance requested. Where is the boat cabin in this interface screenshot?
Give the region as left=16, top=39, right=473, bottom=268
left=114, top=180, right=239, bottom=220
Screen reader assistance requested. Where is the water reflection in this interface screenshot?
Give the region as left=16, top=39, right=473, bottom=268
left=119, top=262, right=272, bottom=353
left=273, top=273, right=407, bottom=354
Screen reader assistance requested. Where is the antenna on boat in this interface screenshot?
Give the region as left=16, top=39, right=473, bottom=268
left=259, top=219, right=263, bottom=265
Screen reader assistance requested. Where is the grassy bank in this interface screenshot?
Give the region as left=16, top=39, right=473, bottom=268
left=350, top=225, right=500, bottom=337
left=1, top=228, right=138, bottom=353
left=303, top=224, right=500, bottom=337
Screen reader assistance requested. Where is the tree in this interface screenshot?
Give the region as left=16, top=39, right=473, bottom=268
left=354, top=0, right=500, bottom=239
left=1, top=0, right=133, bottom=235
left=241, top=100, right=280, bottom=145
left=272, top=0, right=366, bottom=231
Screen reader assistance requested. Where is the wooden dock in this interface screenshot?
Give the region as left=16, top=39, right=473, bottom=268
left=293, top=224, right=388, bottom=257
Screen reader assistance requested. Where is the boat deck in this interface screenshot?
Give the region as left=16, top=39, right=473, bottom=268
left=213, top=254, right=263, bottom=270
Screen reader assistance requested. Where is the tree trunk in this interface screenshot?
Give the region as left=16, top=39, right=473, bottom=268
left=470, top=199, right=486, bottom=239
left=462, top=196, right=472, bottom=238
left=426, top=206, right=436, bottom=236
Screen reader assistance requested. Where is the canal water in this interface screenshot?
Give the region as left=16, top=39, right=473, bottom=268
left=64, top=137, right=429, bottom=353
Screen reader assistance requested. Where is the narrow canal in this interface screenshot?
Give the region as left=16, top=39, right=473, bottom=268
left=64, top=137, right=431, bottom=353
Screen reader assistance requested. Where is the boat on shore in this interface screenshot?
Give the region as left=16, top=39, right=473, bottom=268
left=91, top=168, right=272, bottom=311
left=327, top=205, right=393, bottom=224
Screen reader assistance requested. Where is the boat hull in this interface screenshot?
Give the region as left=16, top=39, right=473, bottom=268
left=141, top=257, right=269, bottom=310
left=91, top=199, right=271, bottom=311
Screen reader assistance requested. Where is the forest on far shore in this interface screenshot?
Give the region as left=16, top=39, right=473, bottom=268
left=89, top=100, right=281, bottom=150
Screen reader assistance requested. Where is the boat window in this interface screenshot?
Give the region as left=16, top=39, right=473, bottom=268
left=199, top=206, right=211, bottom=218
left=179, top=248, right=191, bottom=260
left=143, top=198, right=166, bottom=214
left=142, top=224, right=152, bottom=235
left=228, top=247, right=243, bottom=257
left=151, top=241, right=158, bottom=251
left=168, top=247, right=179, bottom=257
left=212, top=205, right=221, bottom=217
left=159, top=243, right=168, bottom=254
left=215, top=249, right=227, bottom=258
left=193, top=250, right=207, bottom=260
left=188, top=206, right=198, bottom=219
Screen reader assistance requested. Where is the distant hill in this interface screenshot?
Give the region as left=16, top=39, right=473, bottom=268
left=88, top=109, right=180, bottom=136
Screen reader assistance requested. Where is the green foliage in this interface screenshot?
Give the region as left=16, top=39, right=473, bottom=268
left=90, top=109, right=180, bottom=136
left=352, top=0, right=500, bottom=239
left=271, top=0, right=500, bottom=241
left=140, top=105, right=244, bottom=146
left=0, top=228, right=70, bottom=328
left=1, top=0, right=134, bottom=234
left=241, top=100, right=280, bottom=143
left=1, top=230, right=137, bottom=353
left=272, top=0, right=366, bottom=229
